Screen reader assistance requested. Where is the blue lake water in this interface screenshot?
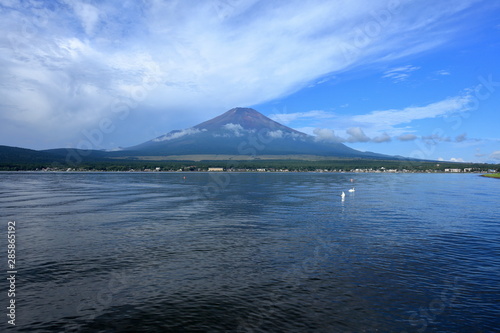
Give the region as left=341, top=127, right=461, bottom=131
left=0, top=172, right=499, bottom=332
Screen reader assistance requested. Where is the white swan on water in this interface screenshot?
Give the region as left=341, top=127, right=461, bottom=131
left=348, top=188, right=355, bottom=193
left=341, top=191, right=346, bottom=199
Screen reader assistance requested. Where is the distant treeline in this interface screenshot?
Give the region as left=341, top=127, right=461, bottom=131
left=0, top=158, right=497, bottom=172
left=1, top=145, right=497, bottom=172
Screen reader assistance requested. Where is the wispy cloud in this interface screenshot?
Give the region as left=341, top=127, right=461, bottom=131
left=382, top=65, right=420, bottom=82
left=436, top=69, right=451, bottom=76
left=153, top=128, right=205, bottom=142
left=455, top=133, right=467, bottom=142
left=269, top=110, right=334, bottom=125
left=313, top=127, right=384, bottom=143
left=398, top=134, right=418, bottom=141
left=350, top=94, right=473, bottom=129
left=422, top=134, right=451, bottom=145
left=490, top=151, right=500, bottom=160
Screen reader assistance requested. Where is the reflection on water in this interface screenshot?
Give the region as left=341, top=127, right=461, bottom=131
left=0, top=172, right=499, bottom=332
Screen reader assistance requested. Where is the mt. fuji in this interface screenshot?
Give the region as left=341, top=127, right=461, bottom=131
left=122, top=107, right=394, bottom=159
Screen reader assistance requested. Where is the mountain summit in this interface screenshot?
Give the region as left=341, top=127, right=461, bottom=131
left=193, top=107, right=305, bottom=136
left=124, top=107, right=391, bottom=159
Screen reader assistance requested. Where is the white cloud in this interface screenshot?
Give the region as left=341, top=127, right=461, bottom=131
left=267, top=130, right=284, bottom=139
left=436, top=69, right=451, bottom=76
left=313, top=128, right=344, bottom=143
left=450, top=157, right=465, bottom=162
left=383, top=65, right=420, bottom=82
left=0, top=0, right=492, bottom=149
left=372, top=133, right=392, bottom=143
left=346, top=127, right=370, bottom=143
left=222, top=123, right=245, bottom=136
left=153, top=128, right=204, bottom=142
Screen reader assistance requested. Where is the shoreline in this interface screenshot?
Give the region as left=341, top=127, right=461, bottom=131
left=481, top=173, right=500, bottom=179
left=0, top=170, right=493, bottom=174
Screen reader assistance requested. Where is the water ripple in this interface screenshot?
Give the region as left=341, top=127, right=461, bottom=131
left=1, top=172, right=499, bottom=332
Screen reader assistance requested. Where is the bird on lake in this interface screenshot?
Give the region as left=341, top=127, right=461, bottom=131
left=348, top=188, right=355, bottom=193
left=341, top=191, right=346, bottom=199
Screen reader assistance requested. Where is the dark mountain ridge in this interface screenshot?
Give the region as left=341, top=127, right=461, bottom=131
left=0, top=145, right=64, bottom=164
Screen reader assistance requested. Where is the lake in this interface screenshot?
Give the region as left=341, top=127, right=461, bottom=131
left=0, top=172, right=499, bottom=332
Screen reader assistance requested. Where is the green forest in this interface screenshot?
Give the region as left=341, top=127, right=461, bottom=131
left=1, top=158, right=498, bottom=173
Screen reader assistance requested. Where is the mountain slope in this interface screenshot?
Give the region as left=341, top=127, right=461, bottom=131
left=122, top=107, right=393, bottom=159
left=0, top=145, right=66, bottom=164
left=0, top=145, right=114, bottom=167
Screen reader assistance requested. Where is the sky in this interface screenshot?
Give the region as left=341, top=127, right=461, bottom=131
left=1, top=0, right=499, bottom=163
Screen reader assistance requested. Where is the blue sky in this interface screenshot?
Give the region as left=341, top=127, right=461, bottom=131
left=1, top=0, right=499, bottom=163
